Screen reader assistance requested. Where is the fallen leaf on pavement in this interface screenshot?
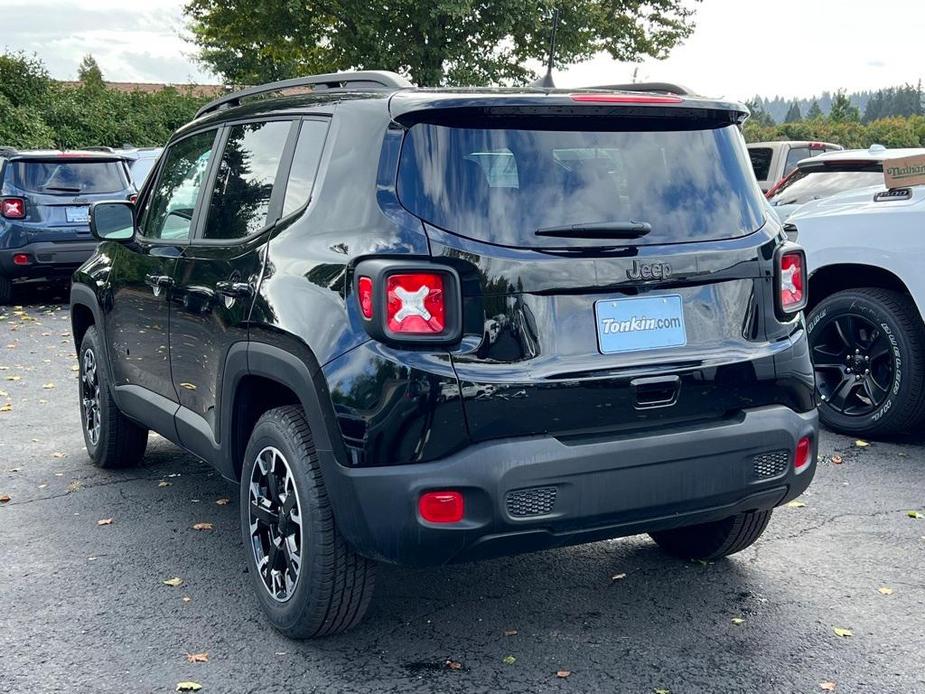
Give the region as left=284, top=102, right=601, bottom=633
left=786, top=500, right=806, bottom=508
left=556, top=670, right=571, bottom=679
left=53, top=452, right=65, bottom=459
left=878, top=587, right=894, bottom=595
left=185, top=652, right=209, bottom=664
left=158, top=481, right=172, bottom=487
left=182, top=596, right=192, bottom=603
left=502, top=655, right=516, bottom=665
left=215, top=497, right=230, bottom=506
left=654, top=689, right=671, bottom=694
left=163, top=577, right=184, bottom=587
left=192, top=522, right=214, bottom=531
left=907, top=511, right=924, bottom=519
left=176, top=683, right=202, bottom=692
left=179, top=382, right=197, bottom=390
left=445, top=659, right=462, bottom=670
left=855, top=440, right=870, bottom=447
left=0, top=494, right=10, bottom=503
left=831, top=454, right=843, bottom=465
left=0, top=403, right=10, bottom=413
left=832, top=627, right=853, bottom=638
left=4, top=375, right=21, bottom=381
left=731, top=617, right=745, bottom=625
left=42, top=382, right=55, bottom=389
left=0, top=390, right=7, bottom=396
left=820, top=683, right=837, bottom=691
left=97, top=518, right=113, bottom=526
left=611, top=573, right=627, bottom=582
left=503, top=629, right=518, bottom=636
left=67, top=480, right=81, bottom=493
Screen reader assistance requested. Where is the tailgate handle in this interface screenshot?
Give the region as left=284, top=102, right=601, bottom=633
left=631, top=375, right=680, bottom=410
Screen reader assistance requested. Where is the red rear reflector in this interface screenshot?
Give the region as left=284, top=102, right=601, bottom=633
left=12, top=253, right=31, bottom=266
left=357, top=276, right=374, bottom=319
left=1, top=198, right=25, bottom=219
left=794, top=436, right=811, bottom=471
left=419, top=491, right=464, bottom=523
left=780, top=251, right=806, bottom=312
left=386, top=273, right=445, bottom=334
left=570, top=93, right=683, bottom=104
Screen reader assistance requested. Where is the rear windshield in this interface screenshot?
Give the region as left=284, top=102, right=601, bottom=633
left=749, top=147, right=773, bottom=181
left=397, top=123, right=765, bottom=248
left=768, top=168, right=884, bottom=206
left=13, top=159, right=128, bottom=195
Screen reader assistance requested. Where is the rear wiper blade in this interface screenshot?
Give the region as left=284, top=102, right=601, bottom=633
left=535, top=220, right=652, bottom=239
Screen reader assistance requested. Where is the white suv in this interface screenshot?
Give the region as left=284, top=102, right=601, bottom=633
left=788, top=173, right=925, bottom=436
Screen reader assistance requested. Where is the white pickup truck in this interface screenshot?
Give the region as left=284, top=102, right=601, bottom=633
left=748, top=140, right=843, bottom=193
left=787, top=180, right=925, bottom=436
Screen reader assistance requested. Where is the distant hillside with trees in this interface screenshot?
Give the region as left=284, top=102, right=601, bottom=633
left=748, top=83, right=923, bottom=125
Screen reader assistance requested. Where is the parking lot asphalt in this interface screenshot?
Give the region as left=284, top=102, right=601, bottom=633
left=1, top=285, right=925, bottom=694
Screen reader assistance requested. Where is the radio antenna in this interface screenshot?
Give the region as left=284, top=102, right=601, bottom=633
left=531, top=8, right=559, bottom=89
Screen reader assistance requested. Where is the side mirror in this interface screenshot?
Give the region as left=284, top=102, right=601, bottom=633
left=90, top=201, right=135, bottom=242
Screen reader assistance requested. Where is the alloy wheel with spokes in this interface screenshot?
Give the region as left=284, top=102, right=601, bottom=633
left=248, top=446, right=303, bottom=603
left=81, top=347, right=102, bottom=446
left=810, top=312, right=893, bottom=416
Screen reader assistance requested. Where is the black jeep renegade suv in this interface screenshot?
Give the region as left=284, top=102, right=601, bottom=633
left=70, top=71, right=818, bottom=638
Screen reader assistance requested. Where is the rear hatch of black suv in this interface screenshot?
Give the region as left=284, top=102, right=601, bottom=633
left=390, top=91, right=813, bottom=443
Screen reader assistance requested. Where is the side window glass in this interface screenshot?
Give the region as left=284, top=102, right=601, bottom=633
left=282, top=119, right=329, bottom=217
left=783, top=147, right=810, bottom=177
left=141, top=131, right=215, bottom=241
left=202, top=121, right=291, bottom=240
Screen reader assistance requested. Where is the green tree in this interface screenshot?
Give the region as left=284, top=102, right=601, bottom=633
left=745, top=98, right=775, bottom=127
left=784, top=101, right=802, bottom=123
left=806, top=99, right=823, bottom=119
left=829, top=89, right=860, bottom=122
left=77, top=54, right=105, bottom=90
left=184, top=0, right=700, bottom=87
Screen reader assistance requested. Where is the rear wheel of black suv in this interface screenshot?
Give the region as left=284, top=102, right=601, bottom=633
left=808, top=288, right=925, bottom=437
left=649, top=509, right=772, bottom=560
left=78, top=326, right=148, bottom=468
left=0, top=275, right=11, bottom=305
left=240, top=406, right=376, bottom=638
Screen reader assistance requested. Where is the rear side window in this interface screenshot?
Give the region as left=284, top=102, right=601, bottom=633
left=398, top=123, right=765, bottom=248
left=202, top=120, right=291, bottom=240
left=749, top=147, right=773, bottom=181
left=783, top=147, right=810, bottom=177
left=13, top=160, right=127, bottom=194
left=768, top=168, right=884, bottom=206
left=282, top=119, right=329, bottom=217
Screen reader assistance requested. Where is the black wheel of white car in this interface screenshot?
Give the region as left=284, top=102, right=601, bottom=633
left=240, top=406, right=376, bottom=638
left=807, top=288, right=925, bottom=436
left=649, top=510, right=772, bottom=560
left=78, top=326, right=148, bottom=468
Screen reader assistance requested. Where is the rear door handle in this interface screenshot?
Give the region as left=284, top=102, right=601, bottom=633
left=631, top=375, right=681, bottom=410
left=145, top=274, right=174, bottom=289
left=215, top=280, right=253, bottom=299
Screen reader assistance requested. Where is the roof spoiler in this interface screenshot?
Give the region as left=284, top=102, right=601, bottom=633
left=584, top=82, right=693, bottom=97
left=195, top=70, right=414, bottom=119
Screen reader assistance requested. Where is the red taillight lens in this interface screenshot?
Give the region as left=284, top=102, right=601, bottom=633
left=1, top=197, right=25, bottom=219
left=357, top=276, right=374, bottom=319
left=418, top=491, right=464, bottom=523
left=570, top=93, right=683, bottom=104
left=386, top=273, right=445, bottom=334
left=128, top=194, right=138, bottom=204
left=779, top=250, right=806, bottom=313
left=794, top=436, right=812, bottom=471
left=12, top=253, right=31, bottom=265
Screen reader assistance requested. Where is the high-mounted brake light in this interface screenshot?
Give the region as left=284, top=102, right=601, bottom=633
left=418, top=491, right=464, bottom=523
left=778, top=249, right=807, bottom=315
left=1, top=197, right=25, bottom=219
left=386, top=273, right=446, bottom=334
left=569, top=93, right=684, bottom=104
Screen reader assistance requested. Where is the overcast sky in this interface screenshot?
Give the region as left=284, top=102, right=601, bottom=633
left=2, top=0, right=923, bottom=100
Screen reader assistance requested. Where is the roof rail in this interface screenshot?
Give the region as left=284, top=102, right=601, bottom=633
left=195, top=70, right=414, bottom=119
left=584, top=82, right=693, bottom=96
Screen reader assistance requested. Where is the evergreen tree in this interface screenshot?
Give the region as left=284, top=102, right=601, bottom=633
left=745, top=98, right=775, bottom=127
left=784, top=101, right=802, bottom=122
left=806, top=99, right=823, bottom=119
left=77, top=54, right=104, bottom=90
left=829, top=90, right=860, bottom=122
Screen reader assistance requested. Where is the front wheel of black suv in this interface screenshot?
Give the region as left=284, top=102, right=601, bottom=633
left=649, top=509, right=772, bottom=560
left=240, top=406, right=377, bottom=638
left=807, top=288, right=925, bottom=437
left=78, top=326, right=148, bottom=468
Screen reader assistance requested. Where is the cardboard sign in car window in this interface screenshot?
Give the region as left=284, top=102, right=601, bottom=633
left=883, top=153, right=925, bottom=189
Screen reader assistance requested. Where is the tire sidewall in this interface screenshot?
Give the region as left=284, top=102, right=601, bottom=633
left=239, top=415, right=324, bottom=633
left=78, top=327, right=104, bottom=461
left=807, top=291, right=906, bottom=433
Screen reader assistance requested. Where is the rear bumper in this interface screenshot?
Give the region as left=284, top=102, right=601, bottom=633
left=0, top=239, right=98, bottom=278
left=321, top=405, right=818, bottom=567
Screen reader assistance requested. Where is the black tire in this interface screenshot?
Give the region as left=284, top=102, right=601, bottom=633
left=78, top=326, right=148, bottom=468
left=0, top=275, right=11, bottom=305
left=240, top=405, right=376, bottom=638
left=807, top=288, right=925, bottom=436
left=649, top=510, right=772, bottom=561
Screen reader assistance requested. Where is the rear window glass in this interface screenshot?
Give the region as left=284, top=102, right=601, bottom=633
left=397, top=123, right=765, bottom=248
left=749, top=147, right=773, bottom=181
left=768, top=169, right=884, bottom=206
left=13, top=160, right=127, bottom=194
